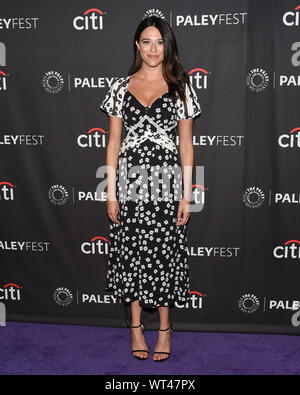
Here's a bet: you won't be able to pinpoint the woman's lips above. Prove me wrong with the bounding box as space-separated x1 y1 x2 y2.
148 55 159 58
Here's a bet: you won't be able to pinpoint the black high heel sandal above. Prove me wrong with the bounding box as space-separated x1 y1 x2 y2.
130 322 149 360
153 323 173 362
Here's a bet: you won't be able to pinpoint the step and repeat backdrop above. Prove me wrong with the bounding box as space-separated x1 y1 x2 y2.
1 0 300 334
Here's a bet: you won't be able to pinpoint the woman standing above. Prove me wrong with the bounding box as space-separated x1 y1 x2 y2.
100 14 201 362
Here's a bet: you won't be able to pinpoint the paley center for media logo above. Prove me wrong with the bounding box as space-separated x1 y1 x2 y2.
238 293 260 314
53 287 73 306
48 184 69 205
246 68 269 92
242 186 265 208
42 70 64 94
247 59 300 91
242 185 300 207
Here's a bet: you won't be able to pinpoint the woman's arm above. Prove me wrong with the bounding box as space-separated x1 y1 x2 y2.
177 118 194 225
106 116 122 223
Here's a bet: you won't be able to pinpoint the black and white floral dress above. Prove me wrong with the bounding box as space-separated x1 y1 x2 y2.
100 75 201 308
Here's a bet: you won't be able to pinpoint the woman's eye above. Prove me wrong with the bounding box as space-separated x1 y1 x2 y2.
142 40 164 45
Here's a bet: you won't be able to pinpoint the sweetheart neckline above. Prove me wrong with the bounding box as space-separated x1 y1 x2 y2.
126 75 169 109
126 90 169 109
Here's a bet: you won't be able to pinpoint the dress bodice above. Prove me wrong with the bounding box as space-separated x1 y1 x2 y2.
100 75 201 154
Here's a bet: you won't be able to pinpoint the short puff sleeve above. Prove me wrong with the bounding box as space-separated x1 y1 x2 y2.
99 78 123 119
176 82 201 120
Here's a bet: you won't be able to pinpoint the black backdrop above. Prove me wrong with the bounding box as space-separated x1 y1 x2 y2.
1 0 300 334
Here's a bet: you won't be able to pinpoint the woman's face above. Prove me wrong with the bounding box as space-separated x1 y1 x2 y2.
135 26 164 67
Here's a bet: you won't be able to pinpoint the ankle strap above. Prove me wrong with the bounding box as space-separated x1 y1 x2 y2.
130 323 143 328
159 325 172 331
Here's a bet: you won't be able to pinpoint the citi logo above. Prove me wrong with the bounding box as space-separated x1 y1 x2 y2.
0 181 15 200
278 127 300 148
0 70 8 90
273 240 300 259
283 4 300 26
73 8 104 30
77 127 107 148
175 290 204 309
188 68 210 90
81 236 109 254
0 283 22 301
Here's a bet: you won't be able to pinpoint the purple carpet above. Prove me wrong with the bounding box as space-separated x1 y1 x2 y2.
0 321 299 375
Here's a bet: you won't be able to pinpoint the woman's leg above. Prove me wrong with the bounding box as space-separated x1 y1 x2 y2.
130 300 149 358
153 306 171 361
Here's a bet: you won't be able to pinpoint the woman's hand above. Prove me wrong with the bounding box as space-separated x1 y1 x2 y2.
107 199 121 224
176 197 191 226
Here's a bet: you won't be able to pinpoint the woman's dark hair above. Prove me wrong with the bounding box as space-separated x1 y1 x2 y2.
128 16 190 106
